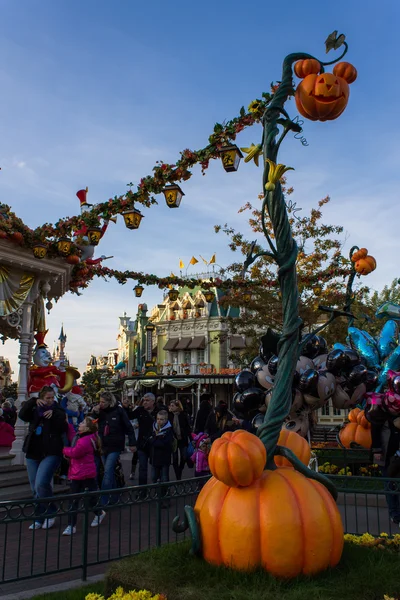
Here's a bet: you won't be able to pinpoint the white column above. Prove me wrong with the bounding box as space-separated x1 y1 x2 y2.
11 301 34 465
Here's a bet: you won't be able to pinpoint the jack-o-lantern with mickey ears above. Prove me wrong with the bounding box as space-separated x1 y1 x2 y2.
294 60 357 122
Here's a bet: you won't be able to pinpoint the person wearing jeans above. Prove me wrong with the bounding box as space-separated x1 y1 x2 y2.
371 417 400 524
149 410 174 484
130 394 158 486
19 385 68 530
96 392 135 511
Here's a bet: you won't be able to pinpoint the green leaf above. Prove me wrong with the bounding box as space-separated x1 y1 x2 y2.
240 106 245 117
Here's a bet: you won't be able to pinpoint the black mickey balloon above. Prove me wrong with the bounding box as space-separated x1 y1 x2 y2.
316 336 328 356
250 355 265 374
393 375 400 395
365 370 379 392
343 349 361 371
267 355 279 376
235 370 256 393
298 368 319 396
240 387 266 413
346 364 368 387
301 335 321 359
326 349 348 374
232 391 245 414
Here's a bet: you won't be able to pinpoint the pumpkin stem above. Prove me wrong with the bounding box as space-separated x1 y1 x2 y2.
172 505 201 555
275 445 338 500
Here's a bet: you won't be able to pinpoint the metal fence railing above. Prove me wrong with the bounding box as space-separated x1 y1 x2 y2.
1 474 399 586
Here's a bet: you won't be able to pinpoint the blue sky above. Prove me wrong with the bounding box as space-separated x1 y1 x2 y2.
1 0 399 376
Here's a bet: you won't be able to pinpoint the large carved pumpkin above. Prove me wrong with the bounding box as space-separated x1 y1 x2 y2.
208 430 266 488
275 429 311 468
194 467 344 578
294 62 357 122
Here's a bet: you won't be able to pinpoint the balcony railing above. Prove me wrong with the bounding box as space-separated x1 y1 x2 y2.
159 363 214 376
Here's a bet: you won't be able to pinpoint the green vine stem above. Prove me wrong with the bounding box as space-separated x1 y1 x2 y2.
343 245 359 326
256 44 348 471
275 446 338 499
172 505 201 555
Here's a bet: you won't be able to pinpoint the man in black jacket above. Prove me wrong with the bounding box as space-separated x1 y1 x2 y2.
96 391 135 519
131 393 157 485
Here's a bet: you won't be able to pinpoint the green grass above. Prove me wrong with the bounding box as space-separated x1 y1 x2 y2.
31 581 104 600
104 541 400 600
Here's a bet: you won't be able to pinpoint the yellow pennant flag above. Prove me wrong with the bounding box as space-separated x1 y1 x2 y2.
189 256 199 265
199 255 208 265
209 253 216 264
179 259 185 269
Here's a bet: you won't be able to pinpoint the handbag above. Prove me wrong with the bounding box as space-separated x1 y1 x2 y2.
186 440 194 460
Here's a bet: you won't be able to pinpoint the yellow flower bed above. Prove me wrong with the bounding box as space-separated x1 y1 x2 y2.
344 532 400 550
86 588 166 600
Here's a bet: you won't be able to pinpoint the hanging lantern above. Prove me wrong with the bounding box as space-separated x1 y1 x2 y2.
134 285 144 298
220 145 243 172
203 290 215 303
87 227 102 246
122 208 144 230
243 292 252 303
168 289 179 302
162 184 184 208
46 300 53 314
57 237 72 256
32 243 47 259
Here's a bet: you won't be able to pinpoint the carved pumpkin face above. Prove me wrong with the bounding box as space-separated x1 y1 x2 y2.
294 62 356 122
295 73 349 122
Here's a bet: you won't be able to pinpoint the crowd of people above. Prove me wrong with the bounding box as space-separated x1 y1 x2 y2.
14 386 261 536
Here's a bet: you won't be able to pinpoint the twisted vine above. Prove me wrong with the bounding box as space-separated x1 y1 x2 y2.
256 43 349 481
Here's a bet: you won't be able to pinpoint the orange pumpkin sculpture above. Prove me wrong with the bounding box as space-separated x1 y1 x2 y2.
274 429 311 468
294 60 357 122
194 430 343 578
339 409 372 449
208 430 266 487
350 247 377 276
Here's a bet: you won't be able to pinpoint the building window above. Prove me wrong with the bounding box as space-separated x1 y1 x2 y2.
321 403 330 416
183 350 192 364
197 349 205 364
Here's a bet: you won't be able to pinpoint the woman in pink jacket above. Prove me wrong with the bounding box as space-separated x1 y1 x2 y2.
62 418 105 536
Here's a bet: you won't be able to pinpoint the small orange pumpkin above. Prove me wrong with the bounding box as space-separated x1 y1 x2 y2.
66 254 80 265
208 430 266 487
275 429 311 468
294 59 320 79
348 407 361 422
354 255 376 276
194 467 344 578
294 62 357 122
351 248 368 263
333 61 357 84
339 409 372 449
11 231 24 244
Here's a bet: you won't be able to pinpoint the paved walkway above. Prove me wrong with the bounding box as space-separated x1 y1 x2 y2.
0 454 397 597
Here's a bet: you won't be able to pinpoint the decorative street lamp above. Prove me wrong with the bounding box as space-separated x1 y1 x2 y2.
168 289 179 302
134 284 144 297
203 290 215 303
57 237 72 256
122 207 144 230
219 145 243 172
162 184 185 208
32 243 48 259
87 227 102 246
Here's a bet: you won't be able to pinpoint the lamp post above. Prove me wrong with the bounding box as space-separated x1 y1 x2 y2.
240 32 356 484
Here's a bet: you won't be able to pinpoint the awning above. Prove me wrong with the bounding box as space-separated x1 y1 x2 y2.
188 336 205 350
114 361 126 370
175 338 191 350
230 335 246 349
164 378 197 388
163 339 178 351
